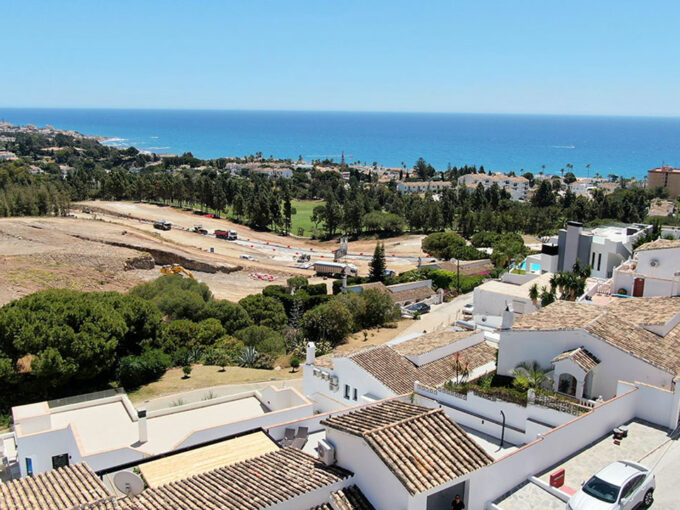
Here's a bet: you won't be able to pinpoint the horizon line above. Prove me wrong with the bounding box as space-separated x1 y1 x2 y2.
2 106 680 120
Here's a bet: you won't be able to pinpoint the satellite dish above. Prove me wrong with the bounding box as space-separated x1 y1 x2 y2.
650 259 659 267
113 470 145 496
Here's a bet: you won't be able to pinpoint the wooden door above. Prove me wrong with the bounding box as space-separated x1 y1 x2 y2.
633 277 645 297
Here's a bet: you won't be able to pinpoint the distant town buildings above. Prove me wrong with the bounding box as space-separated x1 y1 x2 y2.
0 150 18 161
458 173 530 201
648 165 680 198
396 180 453 194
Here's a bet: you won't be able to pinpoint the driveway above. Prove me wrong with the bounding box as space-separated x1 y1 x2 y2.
398 293 474 338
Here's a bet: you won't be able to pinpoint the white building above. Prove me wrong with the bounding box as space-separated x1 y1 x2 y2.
540 221 652 278
0 150 18 161
458 173 530 201
250 167 293 179
497 297 680 401
344 279 440 308
396 180 453 194
472 271 554 328
611 239 680 297
10 385 311 477
304 329 497 412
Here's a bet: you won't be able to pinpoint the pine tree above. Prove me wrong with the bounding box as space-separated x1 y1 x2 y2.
369 242 386 282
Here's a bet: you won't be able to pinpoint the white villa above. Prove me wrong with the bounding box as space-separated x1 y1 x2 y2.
611 238 680 297
304 329 497 412
396 181 453 194
497 297 680 401
10 385 311 477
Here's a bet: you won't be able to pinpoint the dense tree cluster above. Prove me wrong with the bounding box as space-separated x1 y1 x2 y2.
1 130 662 240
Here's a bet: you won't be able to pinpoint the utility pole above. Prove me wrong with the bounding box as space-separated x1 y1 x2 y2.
457 258 460 292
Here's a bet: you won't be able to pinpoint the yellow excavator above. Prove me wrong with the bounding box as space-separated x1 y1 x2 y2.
160 264 196 280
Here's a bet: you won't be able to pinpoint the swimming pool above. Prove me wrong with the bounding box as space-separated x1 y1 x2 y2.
518 261 542 272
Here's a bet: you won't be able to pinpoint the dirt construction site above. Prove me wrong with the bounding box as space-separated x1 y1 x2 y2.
0 201 427 305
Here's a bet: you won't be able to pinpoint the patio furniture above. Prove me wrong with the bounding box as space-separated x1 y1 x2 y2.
295 426 309 439
281 428 296 447
290 437 308 450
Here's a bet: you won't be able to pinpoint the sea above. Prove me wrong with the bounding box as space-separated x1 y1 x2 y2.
2 108 680 179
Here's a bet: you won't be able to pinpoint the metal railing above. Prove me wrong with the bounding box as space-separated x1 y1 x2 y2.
48 387 125 409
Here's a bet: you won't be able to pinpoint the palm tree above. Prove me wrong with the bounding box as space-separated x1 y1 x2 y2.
529 283 539 307
511 361 550 390
585 163 590 178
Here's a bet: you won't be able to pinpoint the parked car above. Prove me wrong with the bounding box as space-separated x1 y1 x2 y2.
407 303 431 314
566 460 654 510
239 254 257 261
462 303 474 316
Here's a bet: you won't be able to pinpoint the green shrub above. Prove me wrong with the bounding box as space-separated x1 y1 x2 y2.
117 349 171 389
234 326 285 356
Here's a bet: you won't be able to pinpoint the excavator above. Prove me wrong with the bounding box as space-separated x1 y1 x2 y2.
160 264 196 280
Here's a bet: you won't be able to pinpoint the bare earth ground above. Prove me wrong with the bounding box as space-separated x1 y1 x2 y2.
76 201 424 274
127 365 303 403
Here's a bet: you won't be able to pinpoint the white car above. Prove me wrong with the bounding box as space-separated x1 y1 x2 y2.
239 254 257 261
462 303 474 316
567 460 655 510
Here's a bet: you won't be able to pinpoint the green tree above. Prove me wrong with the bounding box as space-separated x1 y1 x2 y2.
203 300 252 335
234 326 285 356
301 300 353 346
238 294 287 331
511 361 550 391
361 289 398 328
369 242 387 282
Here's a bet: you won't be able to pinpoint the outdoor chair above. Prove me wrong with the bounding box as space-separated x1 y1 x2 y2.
295 426 309 439
290 437 308 450
281 428 296 447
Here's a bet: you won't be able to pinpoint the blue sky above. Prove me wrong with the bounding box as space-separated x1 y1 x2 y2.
2 1 679 115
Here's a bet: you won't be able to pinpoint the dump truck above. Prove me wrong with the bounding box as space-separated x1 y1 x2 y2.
215 229 237 240
153 219 172 231
313 261 358 278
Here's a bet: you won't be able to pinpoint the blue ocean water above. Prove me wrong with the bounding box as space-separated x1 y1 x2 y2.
1 108 679 179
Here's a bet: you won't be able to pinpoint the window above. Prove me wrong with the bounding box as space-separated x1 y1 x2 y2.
597 253 602 271
591 252 596 266
353 388 358 401
52 453 69 469
621 475 645 500
25 457 33 477
344 384 350 399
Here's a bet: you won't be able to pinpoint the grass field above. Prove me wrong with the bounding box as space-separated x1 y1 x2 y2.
128 365 302 403
157 199 323 238
290 200 324 237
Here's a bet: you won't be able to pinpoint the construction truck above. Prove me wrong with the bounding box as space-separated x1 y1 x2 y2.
153 220 172 231
160 264 196 279
192 225 208 235
215 229 238 240
313 261 358 278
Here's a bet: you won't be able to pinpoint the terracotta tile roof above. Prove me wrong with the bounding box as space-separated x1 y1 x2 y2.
514 299 680 374
366 410 493 494
393 330 478 356
125 448 351 510
552 347 600 372
605 296 680 325
352 282 389 292
636 239 680 251
513 297 680 331
388 286 435 304
323 402 493 494
512 301 607 330
321 400 429 435
328 485 375 510
348 342 497 394
0 463 115 510
584 314 678 374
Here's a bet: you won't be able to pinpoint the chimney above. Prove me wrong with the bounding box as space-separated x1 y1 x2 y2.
306 342 316 365
137 409 148 444
342 273 347 291
500 304 515 330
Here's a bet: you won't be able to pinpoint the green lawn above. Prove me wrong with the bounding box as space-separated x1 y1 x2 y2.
290 200 324 237
156 199 323 237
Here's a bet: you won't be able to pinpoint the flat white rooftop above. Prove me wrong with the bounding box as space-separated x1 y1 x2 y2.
49 396 268 455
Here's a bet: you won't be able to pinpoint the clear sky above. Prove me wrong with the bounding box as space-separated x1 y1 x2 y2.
2 1 679 116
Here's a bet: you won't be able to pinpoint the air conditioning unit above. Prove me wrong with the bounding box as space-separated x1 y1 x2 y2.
317 439 336 466
329 376 339 392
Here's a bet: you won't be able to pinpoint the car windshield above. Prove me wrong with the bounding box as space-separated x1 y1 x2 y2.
582 476 620 503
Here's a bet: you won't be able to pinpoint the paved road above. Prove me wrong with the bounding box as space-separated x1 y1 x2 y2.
639 429 680 509
395 293 474 339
